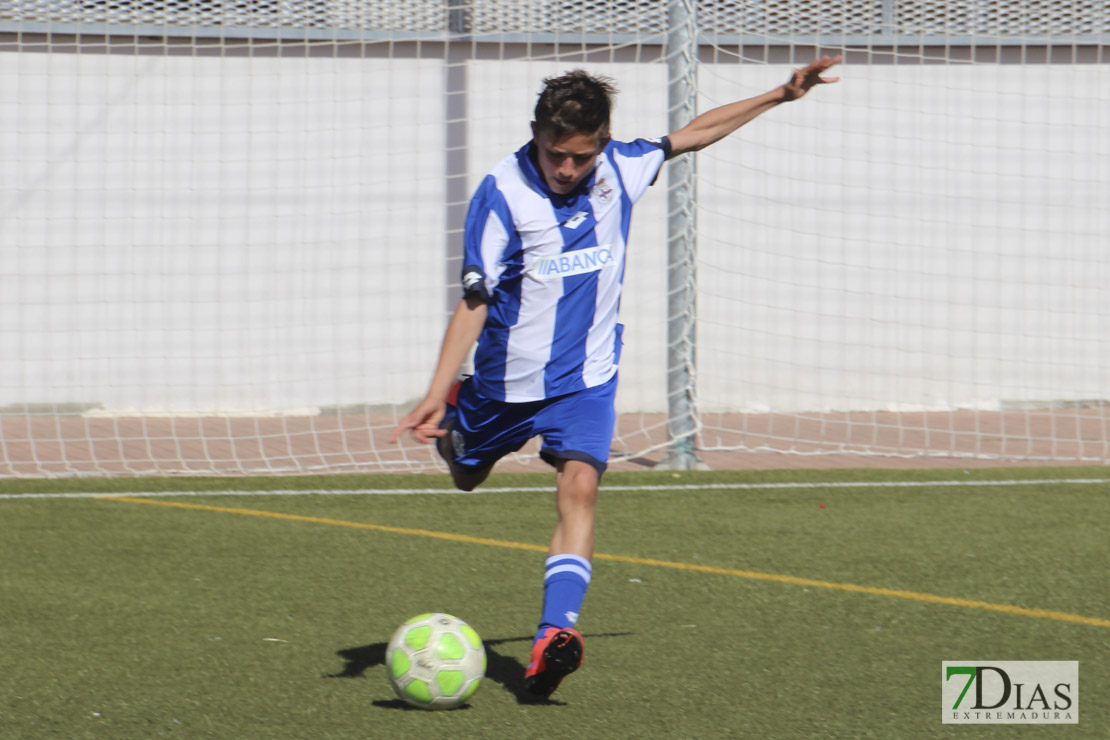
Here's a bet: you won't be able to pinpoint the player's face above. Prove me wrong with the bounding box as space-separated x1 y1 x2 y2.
531 125 608 195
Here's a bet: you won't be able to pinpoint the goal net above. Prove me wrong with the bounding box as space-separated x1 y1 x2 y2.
1 1 1107 476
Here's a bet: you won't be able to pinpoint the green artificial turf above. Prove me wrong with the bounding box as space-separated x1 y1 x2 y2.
1 468 1107 738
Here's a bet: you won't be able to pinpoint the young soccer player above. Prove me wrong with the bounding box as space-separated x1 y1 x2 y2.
390 56 840 698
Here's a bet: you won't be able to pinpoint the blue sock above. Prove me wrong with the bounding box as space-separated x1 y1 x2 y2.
535 554 592 643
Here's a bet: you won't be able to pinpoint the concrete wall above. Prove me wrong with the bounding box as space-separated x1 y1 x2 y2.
1 52 1106 415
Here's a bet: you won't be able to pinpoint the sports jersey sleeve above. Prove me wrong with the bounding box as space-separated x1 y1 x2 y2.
608 136 671 204
460 173 519 302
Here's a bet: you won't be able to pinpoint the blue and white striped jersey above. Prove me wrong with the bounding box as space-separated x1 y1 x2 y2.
461 137 670 402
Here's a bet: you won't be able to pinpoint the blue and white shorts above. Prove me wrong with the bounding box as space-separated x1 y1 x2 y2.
441 374 618 476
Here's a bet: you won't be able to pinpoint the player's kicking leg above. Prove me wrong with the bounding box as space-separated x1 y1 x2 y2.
433 379 495 491
435 422 492 491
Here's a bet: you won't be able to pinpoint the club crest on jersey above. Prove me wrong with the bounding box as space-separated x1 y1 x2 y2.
590 178 614 204
530 244 615 279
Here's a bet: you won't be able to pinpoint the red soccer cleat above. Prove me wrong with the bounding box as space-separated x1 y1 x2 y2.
445 379 461 407
524 627 584 697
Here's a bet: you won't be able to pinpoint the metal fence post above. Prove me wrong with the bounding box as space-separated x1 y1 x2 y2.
444 0 470 312
663 0 703 470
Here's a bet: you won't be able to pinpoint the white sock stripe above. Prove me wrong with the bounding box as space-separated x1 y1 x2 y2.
545 554 592 571
544 563 592 584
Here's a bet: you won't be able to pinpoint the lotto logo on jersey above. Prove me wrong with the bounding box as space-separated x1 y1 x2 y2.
530 245 615 279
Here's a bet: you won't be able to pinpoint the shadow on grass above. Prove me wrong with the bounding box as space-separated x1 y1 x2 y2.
327 632 632 707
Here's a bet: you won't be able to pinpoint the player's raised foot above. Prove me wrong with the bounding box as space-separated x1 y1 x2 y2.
523 627 584 698
436 418 481 489
435 383 463 474
435 422 459 473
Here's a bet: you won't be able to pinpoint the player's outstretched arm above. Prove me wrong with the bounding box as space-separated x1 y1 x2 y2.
666 55 841 159
389 295 488 444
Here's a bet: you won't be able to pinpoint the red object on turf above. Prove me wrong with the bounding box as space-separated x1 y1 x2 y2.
524 627 584 697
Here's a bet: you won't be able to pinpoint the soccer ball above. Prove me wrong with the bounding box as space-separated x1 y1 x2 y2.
385 613 486 710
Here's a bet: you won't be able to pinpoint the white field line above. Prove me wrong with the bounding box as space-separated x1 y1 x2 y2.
0 478 1108 500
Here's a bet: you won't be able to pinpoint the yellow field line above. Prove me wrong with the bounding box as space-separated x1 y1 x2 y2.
595 552 1110 629
99 495 1110 630
97 495 547 553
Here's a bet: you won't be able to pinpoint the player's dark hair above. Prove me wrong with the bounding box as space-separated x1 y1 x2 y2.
534 70 616 140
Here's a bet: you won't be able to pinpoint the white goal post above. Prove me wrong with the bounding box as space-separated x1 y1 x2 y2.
0 1 1107 476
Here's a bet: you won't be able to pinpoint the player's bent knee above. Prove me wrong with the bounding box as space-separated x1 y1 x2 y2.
566 487 598 512
557 463 600 509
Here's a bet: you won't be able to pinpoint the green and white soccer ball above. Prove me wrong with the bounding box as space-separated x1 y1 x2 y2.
386 613 486 710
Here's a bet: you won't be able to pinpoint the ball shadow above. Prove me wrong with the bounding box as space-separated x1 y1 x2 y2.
327 631 632 707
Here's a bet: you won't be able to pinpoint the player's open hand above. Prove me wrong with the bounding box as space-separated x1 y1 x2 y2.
389 398 448 444
782 55 841 101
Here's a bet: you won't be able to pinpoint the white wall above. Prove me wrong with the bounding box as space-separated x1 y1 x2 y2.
0 52 1106 415
0 52 447 414
696 62 1109 412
